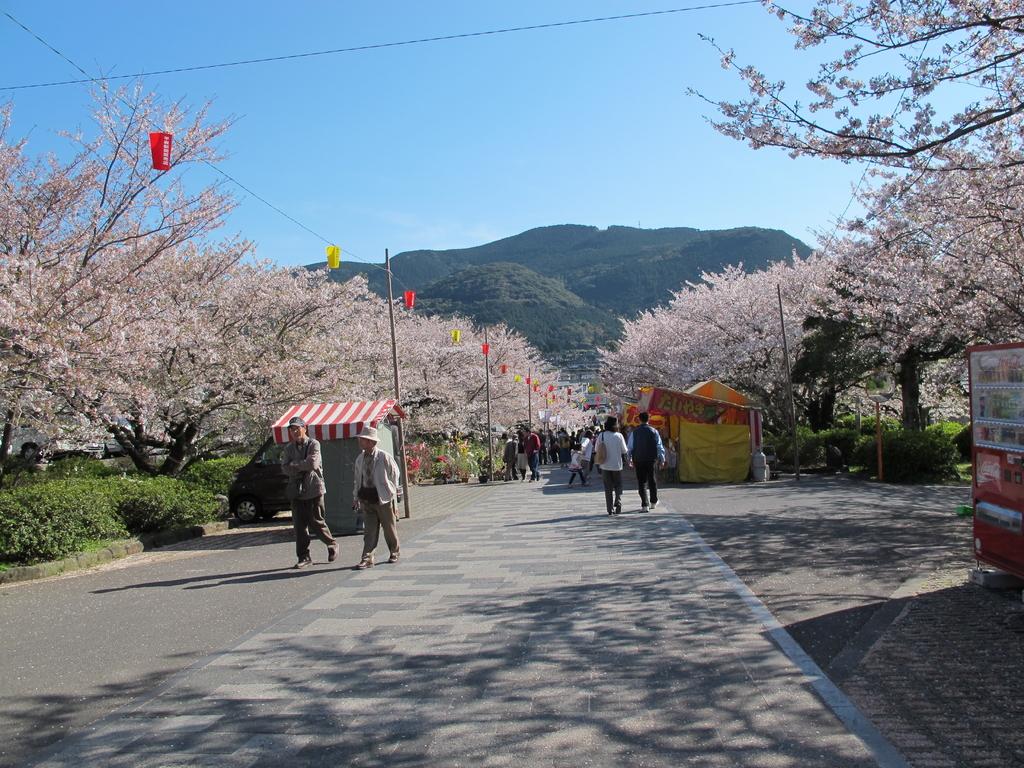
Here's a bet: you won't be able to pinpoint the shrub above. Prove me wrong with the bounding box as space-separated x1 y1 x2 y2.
0 475 220 564
851 429 959 482
771 427 825 467
45 456 123 480
0 480 127 564
180 456 249 496
954 424 972 460
115 477 220 533
816 428 860 466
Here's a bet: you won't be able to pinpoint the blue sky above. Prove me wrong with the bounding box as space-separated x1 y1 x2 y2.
1 1 864 267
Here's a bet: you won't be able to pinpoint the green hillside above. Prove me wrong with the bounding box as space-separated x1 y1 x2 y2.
415 262 621 353
323 224 811 352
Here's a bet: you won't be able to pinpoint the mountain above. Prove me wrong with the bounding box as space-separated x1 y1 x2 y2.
324 224 811 354
415 262 621 353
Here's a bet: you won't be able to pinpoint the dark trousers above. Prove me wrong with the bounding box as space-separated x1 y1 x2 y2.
291 496 335 560
602 469 622 513
361 500 400 561
635 460 658 507
528 453 540 480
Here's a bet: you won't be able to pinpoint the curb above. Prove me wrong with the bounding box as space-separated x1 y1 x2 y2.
0 519 239 586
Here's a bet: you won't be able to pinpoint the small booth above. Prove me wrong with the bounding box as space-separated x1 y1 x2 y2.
271 400 406 534
968 343 1024 579
636 383 763 483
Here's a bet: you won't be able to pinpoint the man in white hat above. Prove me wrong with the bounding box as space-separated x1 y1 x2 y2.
282 416 338 569
352 424 401 569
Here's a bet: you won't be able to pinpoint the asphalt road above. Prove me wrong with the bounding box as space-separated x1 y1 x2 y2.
1 473 972 767
654 473 972 674
0 499 460 768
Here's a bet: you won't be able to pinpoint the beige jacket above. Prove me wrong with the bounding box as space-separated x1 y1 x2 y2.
353 448 400 504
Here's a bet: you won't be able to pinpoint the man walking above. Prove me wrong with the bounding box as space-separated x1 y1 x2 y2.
282 416 338 569
352 425 401 570
628 412 666 513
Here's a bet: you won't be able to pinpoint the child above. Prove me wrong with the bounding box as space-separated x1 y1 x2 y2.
567 443 587 486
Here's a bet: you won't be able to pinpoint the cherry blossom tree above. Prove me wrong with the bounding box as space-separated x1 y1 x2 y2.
703 1 1024 167
0 87 235 481
601 254 835 429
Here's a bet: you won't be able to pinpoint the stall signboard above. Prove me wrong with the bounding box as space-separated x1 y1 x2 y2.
969 343 1024 579
639 387 749 425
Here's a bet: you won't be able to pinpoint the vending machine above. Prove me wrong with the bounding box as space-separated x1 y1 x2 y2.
969 343 1024 578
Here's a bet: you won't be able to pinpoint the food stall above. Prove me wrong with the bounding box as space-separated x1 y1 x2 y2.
637 383 763 483
271 400 406 534
968 344 1024 579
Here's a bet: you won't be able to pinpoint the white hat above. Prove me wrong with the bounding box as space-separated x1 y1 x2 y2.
357 425 379 442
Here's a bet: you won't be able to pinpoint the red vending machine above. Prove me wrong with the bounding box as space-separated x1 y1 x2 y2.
970 343 1024 578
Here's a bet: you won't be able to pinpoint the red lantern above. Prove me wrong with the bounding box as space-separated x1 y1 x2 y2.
149 131 173 171
500 364 508 375
533 384 540 392
403 290 416 308
526 377 531 385
548 384 554 392
567 388 572 395
481 343 490 356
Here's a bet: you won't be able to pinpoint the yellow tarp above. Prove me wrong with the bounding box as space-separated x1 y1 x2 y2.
675 419 751 483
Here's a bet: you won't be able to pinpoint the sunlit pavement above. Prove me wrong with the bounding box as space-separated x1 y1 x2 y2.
26 471 904 767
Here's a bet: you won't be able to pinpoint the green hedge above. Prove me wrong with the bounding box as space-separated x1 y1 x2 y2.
116 477 220 533
180 456 249 496
0 476 220 565
851 429 959 482
0 480 127 563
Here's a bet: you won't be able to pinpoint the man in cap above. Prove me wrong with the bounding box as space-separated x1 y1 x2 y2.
352 425 401 569
282 416 338 569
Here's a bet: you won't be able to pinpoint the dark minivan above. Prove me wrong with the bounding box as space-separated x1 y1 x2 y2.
228 439 291 523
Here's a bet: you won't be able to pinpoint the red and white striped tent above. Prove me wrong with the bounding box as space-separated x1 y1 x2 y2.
271 400 406 444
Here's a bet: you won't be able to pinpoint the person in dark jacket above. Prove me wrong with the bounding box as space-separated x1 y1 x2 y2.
627 412 666 513
502 432 518 480
282 416 338 568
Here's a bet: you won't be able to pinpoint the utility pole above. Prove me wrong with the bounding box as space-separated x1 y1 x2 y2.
484 326 494 480
385 249 411 518
777 285 800 481
527 368 532 429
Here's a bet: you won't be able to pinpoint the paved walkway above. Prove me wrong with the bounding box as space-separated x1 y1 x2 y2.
29 478 906 767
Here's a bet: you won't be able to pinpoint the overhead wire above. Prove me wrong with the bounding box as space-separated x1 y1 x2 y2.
2 10 388 268
2 2 761 92
3 1 761 275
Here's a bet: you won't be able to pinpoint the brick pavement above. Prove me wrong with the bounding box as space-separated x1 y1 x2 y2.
27 476 904 767
842 568 1024 768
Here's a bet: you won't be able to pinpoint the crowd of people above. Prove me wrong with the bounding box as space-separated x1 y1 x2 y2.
498 415 680 515
282 412 682 571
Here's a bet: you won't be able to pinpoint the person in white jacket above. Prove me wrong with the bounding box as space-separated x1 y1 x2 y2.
595 416 629 515
352 425 401 569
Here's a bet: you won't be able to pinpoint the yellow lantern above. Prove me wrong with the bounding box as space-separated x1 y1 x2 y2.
514 374 522 383
450 329 462 344
326 245 341 269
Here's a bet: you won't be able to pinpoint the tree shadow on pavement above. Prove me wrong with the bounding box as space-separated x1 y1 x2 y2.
69 514 887 768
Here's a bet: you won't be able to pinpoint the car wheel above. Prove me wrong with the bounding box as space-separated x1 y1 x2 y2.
233 497 261 524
